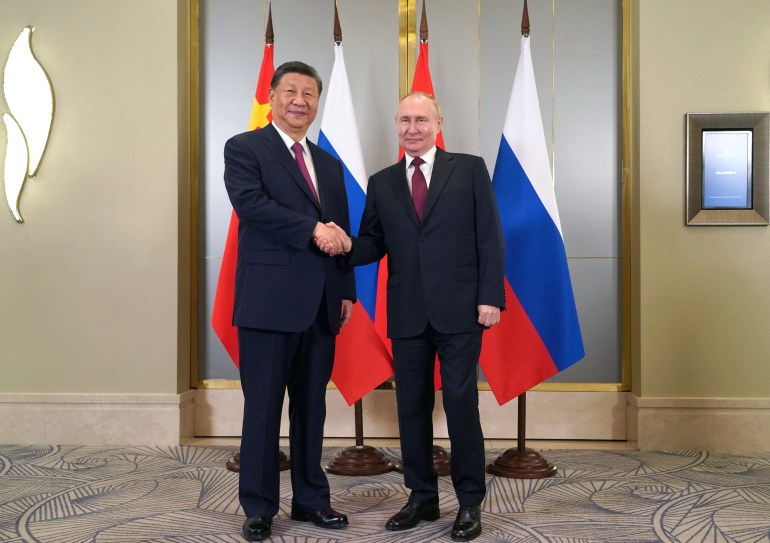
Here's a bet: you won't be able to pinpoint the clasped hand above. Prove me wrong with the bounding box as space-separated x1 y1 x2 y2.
313 222 352 256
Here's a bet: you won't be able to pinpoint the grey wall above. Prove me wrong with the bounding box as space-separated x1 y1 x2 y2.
198 0 621 384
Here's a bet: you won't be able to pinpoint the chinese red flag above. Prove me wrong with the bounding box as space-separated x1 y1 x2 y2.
210 43 274 368
376 39 445 387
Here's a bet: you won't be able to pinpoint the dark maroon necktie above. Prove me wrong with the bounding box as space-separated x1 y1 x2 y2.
291 142 319 201
410 157 427 222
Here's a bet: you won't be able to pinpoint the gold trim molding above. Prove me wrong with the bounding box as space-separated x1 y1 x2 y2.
190 0 633 396
197 378 624 393
621 0 634 393
189 0 201 389
398 0 417 98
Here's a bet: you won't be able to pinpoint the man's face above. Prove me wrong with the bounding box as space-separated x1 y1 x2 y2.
269 72 319 140
396 94 443 157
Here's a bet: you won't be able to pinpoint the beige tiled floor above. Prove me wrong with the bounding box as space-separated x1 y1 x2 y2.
185 437 636 450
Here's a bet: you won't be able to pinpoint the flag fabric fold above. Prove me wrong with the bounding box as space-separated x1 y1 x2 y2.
480 35 585 405
211 43 274 368
320 43 394 405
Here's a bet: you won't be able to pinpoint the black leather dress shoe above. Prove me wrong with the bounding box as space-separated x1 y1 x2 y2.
290 507 349 529
242 516 272 541
385 501 441 531
451 505 482 541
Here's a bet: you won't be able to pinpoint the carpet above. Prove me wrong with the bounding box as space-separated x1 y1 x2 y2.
1 445 768 542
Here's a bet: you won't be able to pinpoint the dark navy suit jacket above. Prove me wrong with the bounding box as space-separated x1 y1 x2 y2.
348 149 505 338
224 123 356 334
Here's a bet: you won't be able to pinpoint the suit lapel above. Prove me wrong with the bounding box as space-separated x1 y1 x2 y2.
261 123 321 209
422 149 453 223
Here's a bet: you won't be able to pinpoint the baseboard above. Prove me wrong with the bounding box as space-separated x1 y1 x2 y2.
628 394 770 451
7 391 768 450
194 389 629 441
0 391 195 446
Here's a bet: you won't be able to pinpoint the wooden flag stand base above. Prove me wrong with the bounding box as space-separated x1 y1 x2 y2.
325 399 394 476
226 450 290 474
393 445 451 477
487 393 557 479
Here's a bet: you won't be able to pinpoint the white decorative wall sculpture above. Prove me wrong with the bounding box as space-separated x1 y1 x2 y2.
2 26 55 223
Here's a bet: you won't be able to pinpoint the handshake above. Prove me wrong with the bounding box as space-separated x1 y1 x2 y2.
313 221 353 257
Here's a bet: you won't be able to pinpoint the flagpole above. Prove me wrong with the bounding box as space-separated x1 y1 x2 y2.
391 0 451 479
487 393 556 478
325 399 394 476
423 0 451 478
224 4 289 474
322 1 393 476
486 0 557 481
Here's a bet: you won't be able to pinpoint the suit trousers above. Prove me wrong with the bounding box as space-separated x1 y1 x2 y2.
392 325 486 507
237 298 335 518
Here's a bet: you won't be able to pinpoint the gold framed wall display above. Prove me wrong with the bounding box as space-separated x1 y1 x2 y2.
686 112 770 226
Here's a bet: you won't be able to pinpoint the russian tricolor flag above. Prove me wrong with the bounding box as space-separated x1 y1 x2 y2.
480 34 584 405
319 43 393 405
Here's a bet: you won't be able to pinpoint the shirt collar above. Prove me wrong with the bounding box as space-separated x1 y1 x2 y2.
273 122 309 154
407 146 437 169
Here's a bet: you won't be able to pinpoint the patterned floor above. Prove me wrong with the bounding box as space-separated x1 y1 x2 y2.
0 445 768 542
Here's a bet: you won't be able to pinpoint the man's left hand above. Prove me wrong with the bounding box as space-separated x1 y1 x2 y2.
341 300 353 327
477 305 500 328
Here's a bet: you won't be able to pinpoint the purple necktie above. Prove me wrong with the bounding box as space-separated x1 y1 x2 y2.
410 157 427 222
291 142 319 201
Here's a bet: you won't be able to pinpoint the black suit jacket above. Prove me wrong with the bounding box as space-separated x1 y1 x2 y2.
348 149 505 338
224 123 355 334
